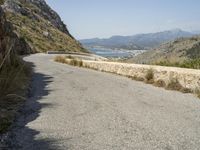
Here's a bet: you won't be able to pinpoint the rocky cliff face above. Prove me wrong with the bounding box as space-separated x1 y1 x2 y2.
2 0 86 53
4 0 71 35
0 4 31 59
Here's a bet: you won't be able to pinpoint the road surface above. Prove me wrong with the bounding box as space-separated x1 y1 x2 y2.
7 54 200 149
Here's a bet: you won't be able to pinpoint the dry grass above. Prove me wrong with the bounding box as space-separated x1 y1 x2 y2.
66 55 74 59
145 69 154 81
154 79 166 87
55 57 199 99
145 69 154 84
6 9 87 53
54 56 66 64
180 87 192 94
166 78 183 91
195 89 200 98
165 78 192 94
0 55 31 134
55 55 83 67
68 59 83 67
131 75 145 82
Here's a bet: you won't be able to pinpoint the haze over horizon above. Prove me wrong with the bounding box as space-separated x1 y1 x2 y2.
46 0 200 39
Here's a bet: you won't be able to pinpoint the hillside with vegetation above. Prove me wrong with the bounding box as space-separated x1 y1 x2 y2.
2 0 87 53
0 1 31 134
126 35 200 69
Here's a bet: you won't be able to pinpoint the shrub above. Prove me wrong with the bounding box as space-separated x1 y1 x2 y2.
0 56 31 101
0 55 31 133
166 78 193 93
195 89 200 98
132 75 145 82
180 87 192 93
69 59 83 67
66 55 74 59
54 56 66 63
154 80 166 87
145 69 154 83
78 60 83 67
155 59 200 69
166 78 183 91
69 59 76 66
55 56 83 67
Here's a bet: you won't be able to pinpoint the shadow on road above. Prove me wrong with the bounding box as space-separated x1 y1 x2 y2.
5 62 62 150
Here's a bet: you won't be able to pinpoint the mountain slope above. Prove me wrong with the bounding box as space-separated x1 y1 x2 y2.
2 0 86 53
80 29 194 50
126 35 200 64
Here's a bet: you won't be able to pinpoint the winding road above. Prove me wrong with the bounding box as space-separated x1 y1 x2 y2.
8 54 200 150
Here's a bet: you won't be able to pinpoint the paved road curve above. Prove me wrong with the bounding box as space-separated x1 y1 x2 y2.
9 54 200 149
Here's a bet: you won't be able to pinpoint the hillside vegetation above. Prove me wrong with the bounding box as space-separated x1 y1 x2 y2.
0 3 31 134
3 0 87 53
0 55 31 134
126 36 200 69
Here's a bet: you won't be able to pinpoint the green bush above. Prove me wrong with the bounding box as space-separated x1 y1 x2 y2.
155 59 200 69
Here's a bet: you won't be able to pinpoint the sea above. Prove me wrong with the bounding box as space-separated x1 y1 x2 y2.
88 47 146 58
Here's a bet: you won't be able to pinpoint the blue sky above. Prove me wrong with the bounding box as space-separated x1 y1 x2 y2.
46 0 200 39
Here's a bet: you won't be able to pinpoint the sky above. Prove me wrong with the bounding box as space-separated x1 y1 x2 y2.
46 0 200 39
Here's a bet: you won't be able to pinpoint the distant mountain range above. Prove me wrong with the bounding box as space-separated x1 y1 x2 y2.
80 29 195 50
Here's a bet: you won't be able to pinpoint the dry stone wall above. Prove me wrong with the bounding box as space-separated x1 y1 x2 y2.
82 60 200 90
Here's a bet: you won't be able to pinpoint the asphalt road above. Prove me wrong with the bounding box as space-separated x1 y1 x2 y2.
7 54 200 150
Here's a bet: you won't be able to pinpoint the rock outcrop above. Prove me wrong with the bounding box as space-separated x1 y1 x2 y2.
4 0 71 35
0 4 31 61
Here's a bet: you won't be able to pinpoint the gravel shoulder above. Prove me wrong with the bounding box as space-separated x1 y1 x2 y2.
4 53 200 150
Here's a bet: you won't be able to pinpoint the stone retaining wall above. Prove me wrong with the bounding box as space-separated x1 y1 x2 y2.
82 60 200 91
